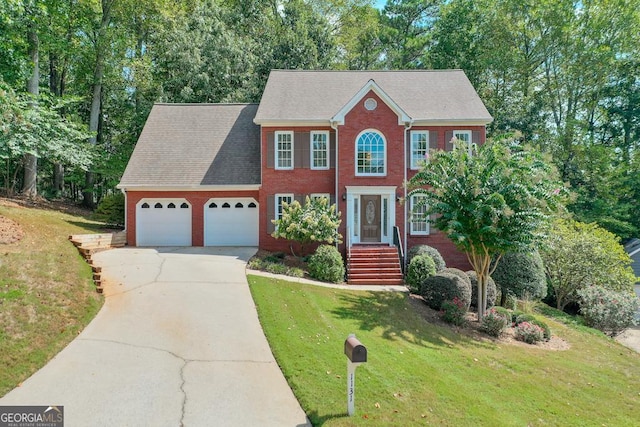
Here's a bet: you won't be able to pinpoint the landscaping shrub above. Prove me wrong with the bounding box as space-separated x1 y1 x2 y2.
502 291 518 310
515 322 545 344
492 251 546 306
442 268 471 285
406 255 436 293
420 273 471 311
531 319 552 341
308 245 345 283
466 270 497 311
440 297 467 326
93 192 125 227
265 262 289 275
247 258 264 270
264 252 285 263
406 245 446 272
481 308 510 337
577 286 639 337
492 306 511 321
514 313 536 326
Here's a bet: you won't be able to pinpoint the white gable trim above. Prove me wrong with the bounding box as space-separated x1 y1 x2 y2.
331 80 412 126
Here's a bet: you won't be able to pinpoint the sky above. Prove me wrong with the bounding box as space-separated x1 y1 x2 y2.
374 0 386 10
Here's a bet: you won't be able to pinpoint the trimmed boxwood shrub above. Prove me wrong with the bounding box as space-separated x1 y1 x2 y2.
441 268 471 285
406 254 436 293
466 271 497 311
407 245 446 272
492 251 547 306
308 245 345 283
420 273 472 311
514 313 536 326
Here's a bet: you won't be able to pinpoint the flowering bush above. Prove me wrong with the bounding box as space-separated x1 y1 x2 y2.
577 286 638 337
480 308 510 337
515 322 545 344
272 196 342 256
406 254 436 293
440 297 467 326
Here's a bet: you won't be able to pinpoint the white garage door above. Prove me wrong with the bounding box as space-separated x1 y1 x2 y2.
204 198 258 246
136 199 192 246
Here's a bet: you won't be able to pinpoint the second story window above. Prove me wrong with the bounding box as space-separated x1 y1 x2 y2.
311 131 329 170
411 131 429 169
275 131 293 170
453 130 472 154
356 130 386 176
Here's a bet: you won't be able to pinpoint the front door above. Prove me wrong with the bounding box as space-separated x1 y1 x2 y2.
360 195 381 243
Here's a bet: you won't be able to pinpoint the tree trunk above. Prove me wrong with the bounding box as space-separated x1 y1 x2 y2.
22 20 39 198
53 163 64 196
83 0 113 209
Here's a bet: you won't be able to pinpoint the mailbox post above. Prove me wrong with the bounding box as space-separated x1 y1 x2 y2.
344 334 367 416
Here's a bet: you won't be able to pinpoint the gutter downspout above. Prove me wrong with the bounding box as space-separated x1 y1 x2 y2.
331 120 340 249
403 120 413 269
119 187 127 244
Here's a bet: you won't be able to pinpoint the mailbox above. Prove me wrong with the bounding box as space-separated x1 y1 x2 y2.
344 336 367 363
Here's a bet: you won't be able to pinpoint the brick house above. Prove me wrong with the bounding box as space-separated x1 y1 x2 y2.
118 70 492 283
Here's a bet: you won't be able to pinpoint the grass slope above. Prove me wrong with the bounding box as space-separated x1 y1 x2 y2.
0 201 105 396
248 275 640 426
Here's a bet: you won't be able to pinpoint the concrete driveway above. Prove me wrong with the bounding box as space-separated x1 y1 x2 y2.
1 247 310 427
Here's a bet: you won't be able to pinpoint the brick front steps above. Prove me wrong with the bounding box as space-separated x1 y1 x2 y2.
69 232 126 293
347 245 404 286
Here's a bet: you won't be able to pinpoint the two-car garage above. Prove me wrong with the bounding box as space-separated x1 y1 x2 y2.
135 198 258 247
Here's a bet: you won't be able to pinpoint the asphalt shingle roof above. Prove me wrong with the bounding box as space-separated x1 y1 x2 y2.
119 104 260 187
254 69 492 123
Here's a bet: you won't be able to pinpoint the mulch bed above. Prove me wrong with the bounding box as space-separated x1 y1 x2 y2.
0 215 24 244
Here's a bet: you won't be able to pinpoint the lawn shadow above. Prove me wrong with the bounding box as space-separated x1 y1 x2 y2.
305 410 349 426
331 291 493 350
65 219 122 233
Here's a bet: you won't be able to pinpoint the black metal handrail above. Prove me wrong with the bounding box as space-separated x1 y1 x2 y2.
392 226 405 274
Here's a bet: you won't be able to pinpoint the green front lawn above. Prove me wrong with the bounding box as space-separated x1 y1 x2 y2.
0 201 105 396
248 274 640 426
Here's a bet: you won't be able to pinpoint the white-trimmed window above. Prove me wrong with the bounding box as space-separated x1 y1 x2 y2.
356 130 386 176
311 131 329 170
275 131 293 170
275 194 294 220
410 194 430 235
453 130 472 154
411 131 429 169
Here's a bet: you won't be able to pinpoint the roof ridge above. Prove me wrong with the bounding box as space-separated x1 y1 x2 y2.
154 102 259 106
268 69 463 73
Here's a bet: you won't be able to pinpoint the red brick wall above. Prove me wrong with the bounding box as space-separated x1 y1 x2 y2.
125 190 259 246
259 126 336 254
336 91 407 249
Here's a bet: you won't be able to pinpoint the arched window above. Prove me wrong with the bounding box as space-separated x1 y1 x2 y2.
222 202 230 208
141 203 150 208
167 203 176 208
180 203 189 209
356 130 386 176
248 202 257 208
154 203 163 208
235 202 243 208
209 202 217 208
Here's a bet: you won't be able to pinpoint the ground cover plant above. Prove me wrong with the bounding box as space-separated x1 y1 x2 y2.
248 274 640 426
0 199 104 396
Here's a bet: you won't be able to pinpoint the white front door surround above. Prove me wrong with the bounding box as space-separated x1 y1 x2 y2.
345 186 396 245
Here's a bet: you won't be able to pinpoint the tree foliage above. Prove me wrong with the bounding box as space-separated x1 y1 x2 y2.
271 196 342 256
540 218 637 311
491 251 547 306
408 137 564 319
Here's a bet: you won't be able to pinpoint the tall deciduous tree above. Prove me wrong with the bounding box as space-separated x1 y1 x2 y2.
408 138 564 319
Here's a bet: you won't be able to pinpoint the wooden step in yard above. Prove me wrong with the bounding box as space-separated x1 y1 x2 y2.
69 231 126 293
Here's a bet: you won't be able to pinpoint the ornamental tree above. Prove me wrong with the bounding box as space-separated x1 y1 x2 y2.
408 138 564 320
541 218 637 310
271 196 342 257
